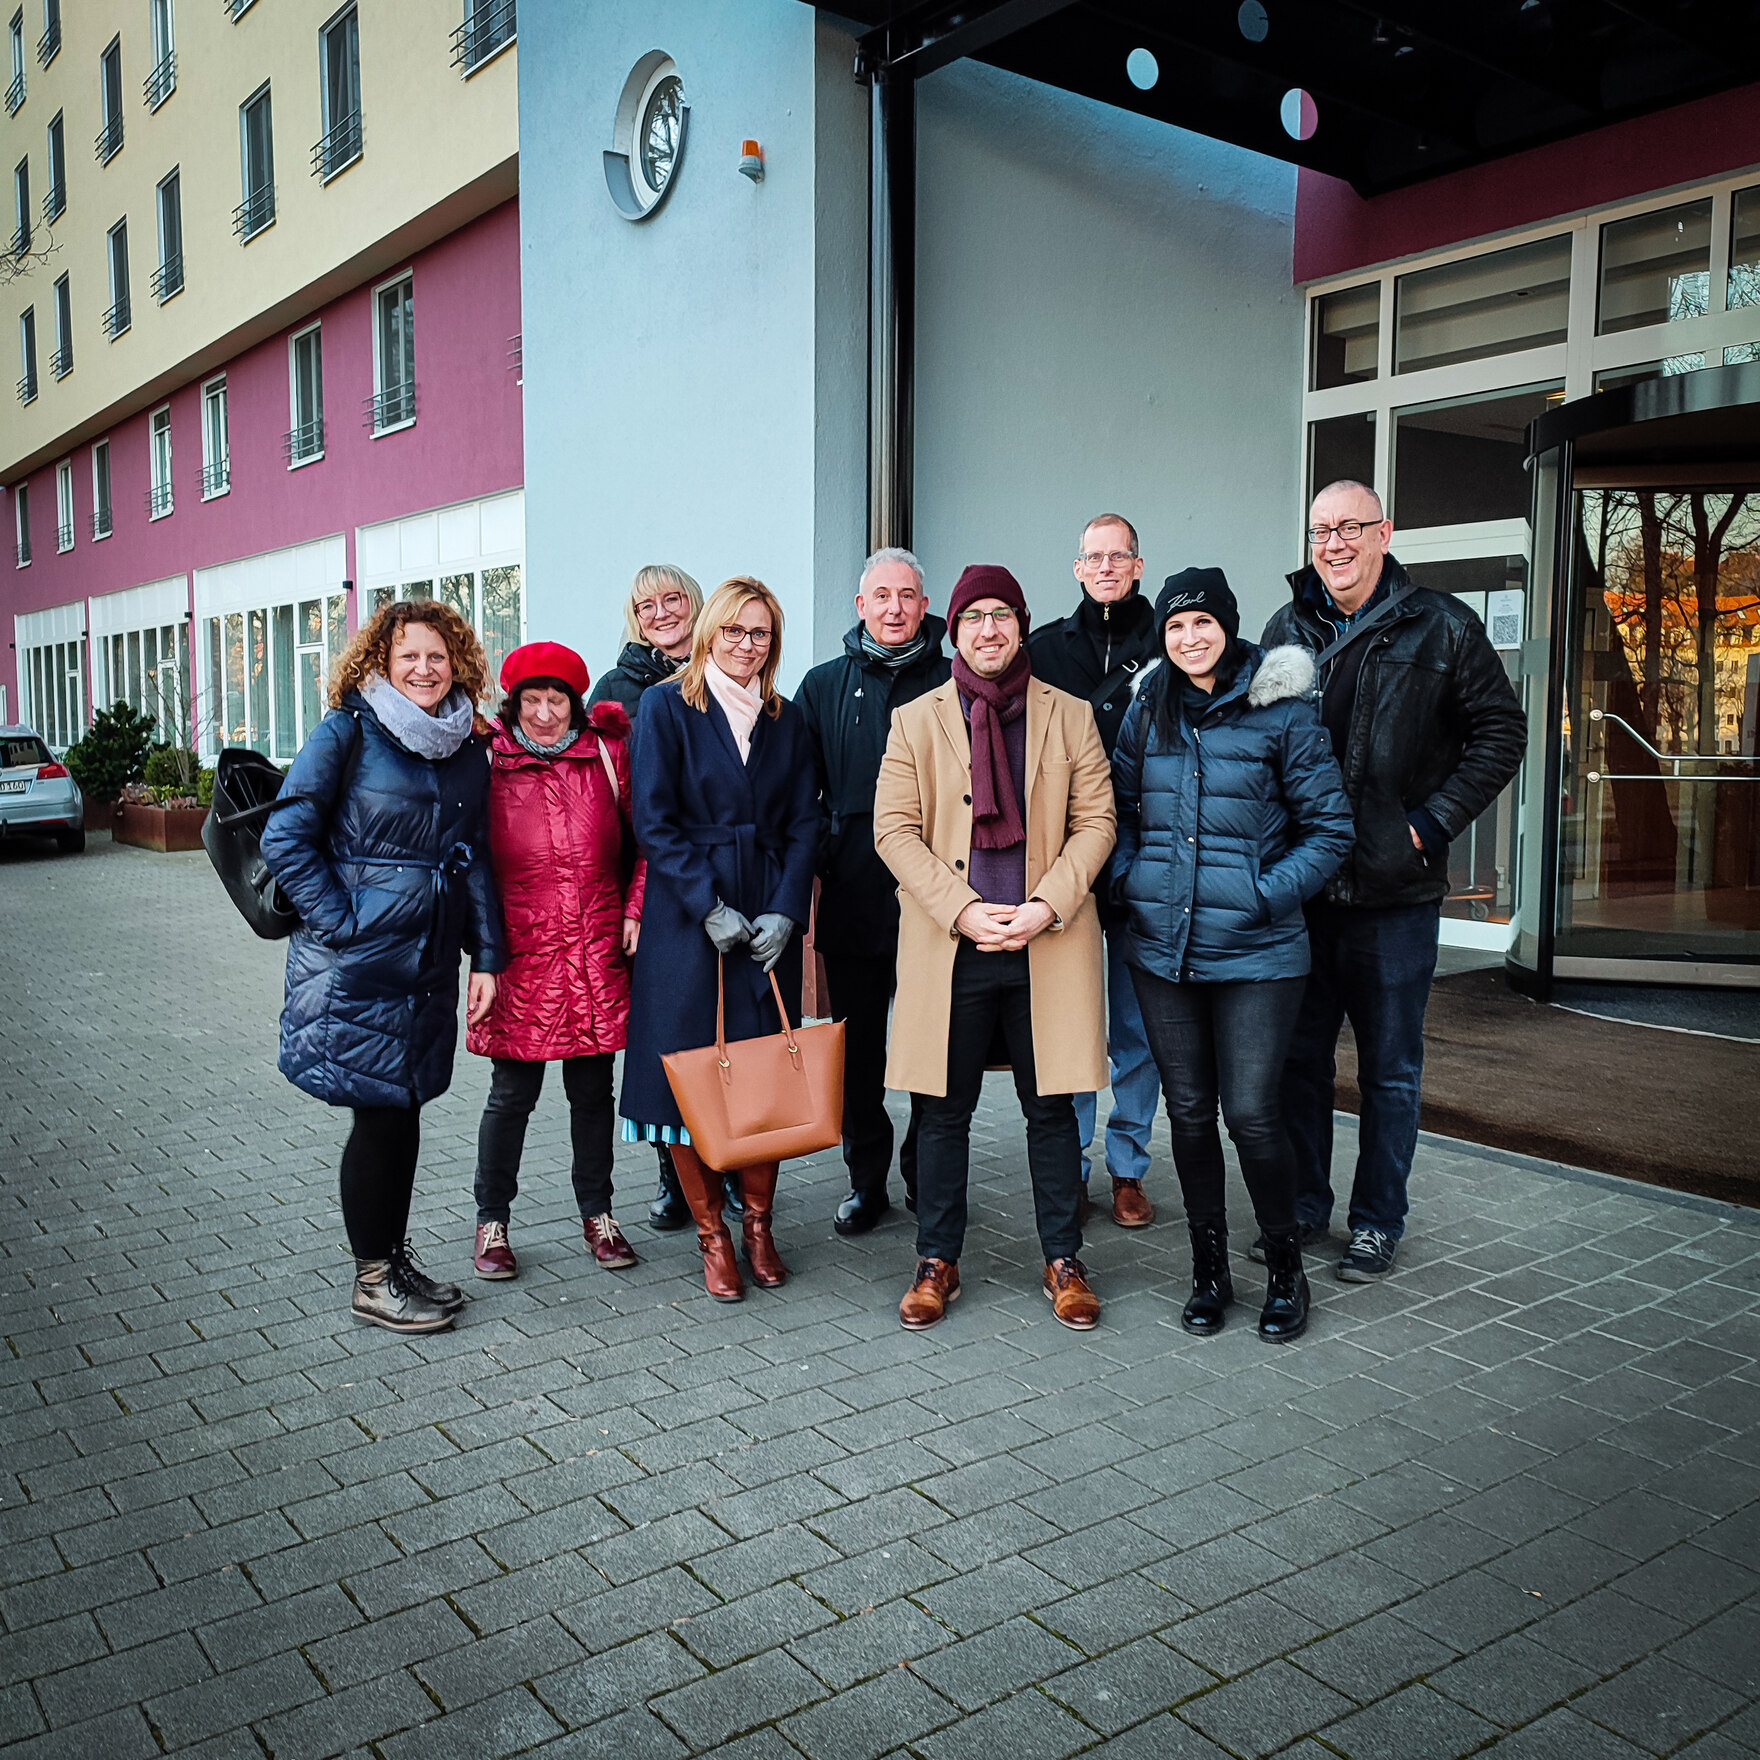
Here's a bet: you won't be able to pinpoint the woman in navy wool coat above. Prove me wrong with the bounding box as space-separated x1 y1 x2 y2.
262 600 506 1336
1111 569 1353 1345
621 576 821 1304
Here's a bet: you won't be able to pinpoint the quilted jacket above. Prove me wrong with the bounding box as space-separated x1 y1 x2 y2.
262 691 507 1108
466 704 646 1064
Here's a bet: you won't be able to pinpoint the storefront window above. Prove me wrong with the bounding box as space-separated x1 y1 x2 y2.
1392 383 1562 529
1310 282 1378 389
1394 235 1571 374
1307 411 1374 506
1729 185 1760 312
1597 198 1712 334
1594 355 1708 392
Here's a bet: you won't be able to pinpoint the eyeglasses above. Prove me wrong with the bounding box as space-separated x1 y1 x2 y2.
1307 520 1384 545
635 591 691 620
1076 551 1138 567
956 607 1018 628
719 625 773 649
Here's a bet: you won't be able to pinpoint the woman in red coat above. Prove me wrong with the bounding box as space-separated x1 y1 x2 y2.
467 642 646 1278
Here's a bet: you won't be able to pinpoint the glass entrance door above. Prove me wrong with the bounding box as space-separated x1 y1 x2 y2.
1559 486 1760 966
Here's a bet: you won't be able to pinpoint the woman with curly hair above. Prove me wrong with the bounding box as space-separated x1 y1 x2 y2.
263 599 507 1334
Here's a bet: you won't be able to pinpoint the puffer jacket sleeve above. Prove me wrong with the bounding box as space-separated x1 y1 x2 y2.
1108 693 1149 898
1258 704 1355 917
261 711 358 947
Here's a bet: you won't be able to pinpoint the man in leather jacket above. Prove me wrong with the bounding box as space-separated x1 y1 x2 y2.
1028 513 1161 1229
1260 480 1525 1282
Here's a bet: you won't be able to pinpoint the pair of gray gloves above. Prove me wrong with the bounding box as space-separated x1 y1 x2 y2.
704 900 795 973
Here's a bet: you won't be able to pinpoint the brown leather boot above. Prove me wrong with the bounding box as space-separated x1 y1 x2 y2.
739 1161 789 1288
670 1145 744 1303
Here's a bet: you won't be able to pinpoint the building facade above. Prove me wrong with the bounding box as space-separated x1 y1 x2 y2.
4 0 522 756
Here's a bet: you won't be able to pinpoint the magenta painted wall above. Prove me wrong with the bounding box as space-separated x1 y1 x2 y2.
4 198 522 717
1295 84 1760 285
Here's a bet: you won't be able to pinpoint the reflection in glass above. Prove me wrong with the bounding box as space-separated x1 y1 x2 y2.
1594 355 1707 393
480 565 523 683
327 594 348 665
1727 185 1760 311
1307 411 1374 508
1392 383 1561 529
1560 489 1760 964
247 608 269 755
1394 235 1571 374
273 604 296 759
1726 342 1760 367
1597 199 1712 335
224 612 246 747
441 572 474 623
402 580 433 601
299 651 322 744
1311 282 1378 390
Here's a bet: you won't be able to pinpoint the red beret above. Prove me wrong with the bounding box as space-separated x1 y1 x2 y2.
499 641 590 699
947 564 1029 630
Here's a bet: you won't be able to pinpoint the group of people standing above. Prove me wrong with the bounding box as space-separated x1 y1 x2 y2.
260 477 1524 1344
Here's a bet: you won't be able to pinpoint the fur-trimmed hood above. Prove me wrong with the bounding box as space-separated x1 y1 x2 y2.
1246 643 1315 708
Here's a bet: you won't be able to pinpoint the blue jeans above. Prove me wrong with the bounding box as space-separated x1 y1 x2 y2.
1282 900 1439 1240
1073 929 1158 1185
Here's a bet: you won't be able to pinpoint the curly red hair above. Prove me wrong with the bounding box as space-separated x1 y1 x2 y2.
329 599 492 709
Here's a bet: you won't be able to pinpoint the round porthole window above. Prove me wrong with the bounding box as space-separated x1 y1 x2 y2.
605 52 690 221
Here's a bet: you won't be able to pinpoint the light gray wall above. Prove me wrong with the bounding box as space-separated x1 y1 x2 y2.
913 62 1304 641
520 1 865 692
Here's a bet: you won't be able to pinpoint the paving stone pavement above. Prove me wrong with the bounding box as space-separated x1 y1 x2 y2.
2 833 1759 1760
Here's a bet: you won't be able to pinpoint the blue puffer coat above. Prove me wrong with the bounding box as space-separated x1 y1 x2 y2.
1110 643 1354 984
261 692 507 1108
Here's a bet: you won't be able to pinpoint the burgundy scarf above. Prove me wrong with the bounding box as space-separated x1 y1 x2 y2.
954 649 1032 850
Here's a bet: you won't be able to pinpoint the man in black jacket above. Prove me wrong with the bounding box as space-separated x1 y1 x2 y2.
1027 513 1162 1228
1261 480 1525 1282
796 549 952 1234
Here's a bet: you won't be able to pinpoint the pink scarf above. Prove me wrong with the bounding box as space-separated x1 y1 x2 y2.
705 658 763 763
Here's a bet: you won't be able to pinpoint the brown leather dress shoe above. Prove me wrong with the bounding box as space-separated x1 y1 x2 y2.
900 1258 960 1329
1110 1177 1155 1228
1044 1257 1101 1329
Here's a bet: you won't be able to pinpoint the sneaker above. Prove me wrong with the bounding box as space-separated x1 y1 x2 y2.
900 1258 960 1330
583 1214 638 1269
390 1239 465 1312
1248 1220 1331 1265
1336 1227 1399 1282
1043 1257 1101 1330
352 1257 454 1334
473 1221 518 1281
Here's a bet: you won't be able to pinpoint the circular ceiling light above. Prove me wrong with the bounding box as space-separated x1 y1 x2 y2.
605 52 690 221
1280 87 1318 141
1126 47 1159 90
1238 1 1270 42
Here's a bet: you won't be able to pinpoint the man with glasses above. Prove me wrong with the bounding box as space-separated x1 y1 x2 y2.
876 566 1116 1332
1261 479 1524 1281
796 548 951 1234
1028 514 1161 1229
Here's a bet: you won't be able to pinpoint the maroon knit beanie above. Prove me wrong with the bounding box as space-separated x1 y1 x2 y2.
946 564 1030 632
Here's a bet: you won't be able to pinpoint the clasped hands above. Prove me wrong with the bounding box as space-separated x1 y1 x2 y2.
703 900 796 973
956 897 1055 952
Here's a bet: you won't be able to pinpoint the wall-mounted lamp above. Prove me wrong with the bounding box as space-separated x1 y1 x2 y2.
739 139 765 182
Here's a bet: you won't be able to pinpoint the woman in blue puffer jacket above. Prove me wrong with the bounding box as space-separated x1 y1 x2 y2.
262 599 507 1336
1111 568 1352 1344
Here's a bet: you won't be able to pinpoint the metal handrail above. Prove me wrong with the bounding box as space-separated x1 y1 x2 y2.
144 49 176 109
17 372 37 404
42 182 64 224
10 222 29 257
4 72 23 116
1588 709 1760 769
200 460 230 496
233 184 275 239
50 344 70 378
364 382 416 430
311 111 362 180
150 253 183 300
145 483 173 518
103 298 130 338
450 0 515 72
56 522 72 550
95 114 124 162
284 418 324 462
36 19 58 65
91 510 112 539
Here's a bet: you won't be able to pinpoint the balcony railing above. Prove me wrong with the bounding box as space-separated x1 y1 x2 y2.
10 221 30 258
150 253 183 301
233 184 275 240
36 18 58 65
450 0 515 73
51 343 70 378
284 418 324 463
144 49 175 109
95 113 124 163
311 110 362 181
146 481 173 518
200 459 230 496
365 382 416 431
103 297 130 338
56 521 73 551
16 537 30 566
5 71 24 115
224 0 256 18
41 181 64 224
17 371 37 405
91 508 112 539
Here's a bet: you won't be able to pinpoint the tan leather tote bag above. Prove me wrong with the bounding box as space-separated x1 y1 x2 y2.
662 957 845 1172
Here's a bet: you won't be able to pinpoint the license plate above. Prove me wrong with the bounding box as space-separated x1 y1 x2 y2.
0 780 28 794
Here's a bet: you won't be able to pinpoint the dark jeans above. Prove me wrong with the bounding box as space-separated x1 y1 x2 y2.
914 943 1083 1266
474 1055 616 1225
1283 900 1439 1240
821 949 920 1199
341 1104 421 1259
1130 968 1304 1235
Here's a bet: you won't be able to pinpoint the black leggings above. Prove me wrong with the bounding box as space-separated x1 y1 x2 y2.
1130 968 1305 1235
474 1055 616 1224
340 1104 421 1259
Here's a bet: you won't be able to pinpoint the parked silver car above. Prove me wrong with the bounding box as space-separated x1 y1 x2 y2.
0 725 86 852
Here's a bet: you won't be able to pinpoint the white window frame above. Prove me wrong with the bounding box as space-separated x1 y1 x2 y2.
54 456 71 550
147 403 172 519
317 2 362 181
370 268 415 435
17 304 35 402
50 270 69 376
90 437 111 538
44 109 62 219
13 479 30 566
154 168 182 301
237 79 275 239
105 217 129 336
287 320 324 467
201 373 229 498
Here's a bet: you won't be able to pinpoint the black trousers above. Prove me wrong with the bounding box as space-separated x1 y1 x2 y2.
1130 966 1305 1235
914 944 1083 1265
821 949 920 1199
473 1055 616 1225
340 1104 421 1259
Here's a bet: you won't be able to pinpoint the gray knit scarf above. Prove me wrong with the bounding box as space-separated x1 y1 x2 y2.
360 672 476 760
512 724 582 760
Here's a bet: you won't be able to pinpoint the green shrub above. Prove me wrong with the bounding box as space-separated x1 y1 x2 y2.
197 768 215 808
65 703 156 801
144 746 201 792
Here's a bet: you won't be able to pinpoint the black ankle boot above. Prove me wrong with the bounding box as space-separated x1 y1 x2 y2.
649 1148 690 1232
1259 1230 1311 1342
1182 1221 1233 1335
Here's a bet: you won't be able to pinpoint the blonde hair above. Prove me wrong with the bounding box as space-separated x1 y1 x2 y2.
329 599 491 709
624 563 704 645
678 578 786 719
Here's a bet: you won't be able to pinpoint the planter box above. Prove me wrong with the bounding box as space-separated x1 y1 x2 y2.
84 800 117 832
114 802 208 853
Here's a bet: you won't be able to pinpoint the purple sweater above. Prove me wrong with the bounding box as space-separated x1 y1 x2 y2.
961 693 1028 906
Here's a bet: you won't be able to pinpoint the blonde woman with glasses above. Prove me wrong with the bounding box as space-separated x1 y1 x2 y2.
589 564 704 720
619 578 822 1304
